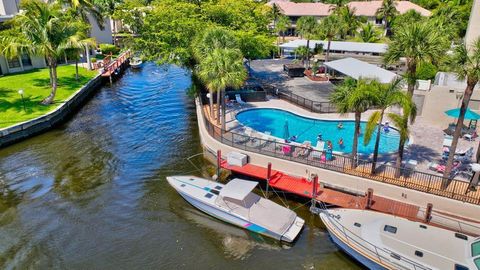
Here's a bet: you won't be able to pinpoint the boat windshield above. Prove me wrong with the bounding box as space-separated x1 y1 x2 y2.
473 241 480 257
475 257 480 270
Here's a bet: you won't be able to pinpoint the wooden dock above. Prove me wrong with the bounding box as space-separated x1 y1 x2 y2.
221 160 420 220
100 50 132 79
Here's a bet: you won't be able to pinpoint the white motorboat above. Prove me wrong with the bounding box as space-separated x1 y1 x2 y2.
319 208 480 270
166 176 305 242
130 57 143 69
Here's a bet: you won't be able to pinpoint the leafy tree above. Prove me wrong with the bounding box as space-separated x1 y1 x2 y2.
416 61 438 80
0 0 90 104
336 6 362 38
236 31 273 66
275 15 291 44
384 22 447 97
319 14 341 67
197 48 247 130
296 16 318 68
357 22 381 43
376 0 398 36
387 97 417 174
443 39 480 181
294 46 309 67
363 79 411 174
330 78 377 166
193 27 238 119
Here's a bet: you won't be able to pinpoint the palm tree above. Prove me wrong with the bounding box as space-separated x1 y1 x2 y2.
384 22 447 98
197 48 247 130
375 0 398 36
330 78 376 167
275 15 291 44
319 15 341 70
270 3 281 31
296 16 318 68
336 6 361 38
443 39 480 181
53 0 105 29
387 100 417 174
0 0 89 104
63 28 96 81
357 22 381 43
193 28 238 120
294 46 309 67
364 78 411 174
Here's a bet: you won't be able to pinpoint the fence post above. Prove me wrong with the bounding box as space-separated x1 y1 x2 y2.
216 150 221 179
366 188 374 209
424 203 433 223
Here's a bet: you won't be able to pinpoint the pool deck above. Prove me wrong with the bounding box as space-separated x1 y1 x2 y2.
205 97 478 182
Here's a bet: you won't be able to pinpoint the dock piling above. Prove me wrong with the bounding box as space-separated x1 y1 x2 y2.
366 188 374 209
216 150 221 180
424 203 433 223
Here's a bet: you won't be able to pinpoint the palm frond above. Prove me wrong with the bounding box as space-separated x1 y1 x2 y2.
364 111 381 145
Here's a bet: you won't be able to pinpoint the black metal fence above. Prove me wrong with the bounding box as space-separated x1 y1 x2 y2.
263 84 337 113
198 98 480 205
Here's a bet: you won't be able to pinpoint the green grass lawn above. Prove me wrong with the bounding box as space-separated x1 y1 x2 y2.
0 65 97 129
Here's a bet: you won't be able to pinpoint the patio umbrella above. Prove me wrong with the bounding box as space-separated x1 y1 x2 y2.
444 108 480 120
283 120 290 140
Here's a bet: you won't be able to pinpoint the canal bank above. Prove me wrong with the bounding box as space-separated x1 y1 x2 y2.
0 52 131 148
0 62 362 269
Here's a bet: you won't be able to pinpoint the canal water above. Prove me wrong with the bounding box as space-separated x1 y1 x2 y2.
0 63 362 269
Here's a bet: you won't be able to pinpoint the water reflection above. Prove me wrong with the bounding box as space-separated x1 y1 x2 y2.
0 63 362 269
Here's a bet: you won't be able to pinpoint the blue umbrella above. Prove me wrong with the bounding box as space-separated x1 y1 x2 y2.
283 120 290 140
444 108 480 120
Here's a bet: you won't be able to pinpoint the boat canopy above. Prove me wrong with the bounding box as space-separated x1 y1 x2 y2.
220 179 258 201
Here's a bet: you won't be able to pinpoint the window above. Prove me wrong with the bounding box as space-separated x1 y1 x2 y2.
7 57 21 68
414 251 423 257
455 233 468 241
384 225 397 234
375 17 383 25
214 185 223 190
474 258 480 270
180 184 186 187
472 241 480 257
419 225 427 229
354 222 361 227
21 54 32 67
455 264 469 270
204 193 213 199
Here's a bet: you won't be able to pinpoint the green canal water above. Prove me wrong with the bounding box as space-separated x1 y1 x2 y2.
0 63 362 269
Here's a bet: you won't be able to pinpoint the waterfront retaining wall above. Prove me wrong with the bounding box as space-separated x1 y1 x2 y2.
195 98 480 224
0 74 105 147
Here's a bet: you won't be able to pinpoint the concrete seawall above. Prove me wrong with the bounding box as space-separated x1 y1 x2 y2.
195 98 480 223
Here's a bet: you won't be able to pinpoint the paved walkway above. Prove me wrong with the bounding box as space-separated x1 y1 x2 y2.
249 59 334 102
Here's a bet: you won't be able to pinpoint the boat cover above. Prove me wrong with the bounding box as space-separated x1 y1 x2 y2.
220 178 258 201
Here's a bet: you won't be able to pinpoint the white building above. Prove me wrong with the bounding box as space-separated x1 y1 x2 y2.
0 0 113 75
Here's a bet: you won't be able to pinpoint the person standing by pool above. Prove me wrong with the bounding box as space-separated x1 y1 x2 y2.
326 140 333 160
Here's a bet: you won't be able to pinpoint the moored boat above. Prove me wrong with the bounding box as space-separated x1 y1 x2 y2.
166 176 305 242
130 57 143 69
319 208 480 270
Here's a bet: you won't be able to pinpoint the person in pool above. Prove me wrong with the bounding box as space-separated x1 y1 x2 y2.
317 133 323 141
337 122 343 129
384 121 390 133
338 138 344 148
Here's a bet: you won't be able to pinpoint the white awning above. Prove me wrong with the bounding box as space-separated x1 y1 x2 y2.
279 39 388 54
324 57 398 83
220 178 258 201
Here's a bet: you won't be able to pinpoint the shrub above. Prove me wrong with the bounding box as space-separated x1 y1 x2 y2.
416 62 438 80
99 43 120 55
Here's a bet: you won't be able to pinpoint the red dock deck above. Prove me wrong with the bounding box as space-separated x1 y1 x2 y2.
221 161 420 220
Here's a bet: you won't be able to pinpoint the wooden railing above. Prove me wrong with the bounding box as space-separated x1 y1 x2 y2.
198 97 480 205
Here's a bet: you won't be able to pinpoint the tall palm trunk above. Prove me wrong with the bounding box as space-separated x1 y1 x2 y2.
48 66 53 86
85 46 91 70
325 38 332 74
209 90 214 119
396 136 407 177
282 31 286 43
306 39 310 68
443 80 477 184
406 59 417 97
216 90 221 125
371 111 385 174
351 111 361 168
75 59 79 81
277 34 280 58
222 93 226 131
42 58 58 105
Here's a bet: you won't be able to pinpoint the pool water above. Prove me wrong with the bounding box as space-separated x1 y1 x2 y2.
236 108 402 154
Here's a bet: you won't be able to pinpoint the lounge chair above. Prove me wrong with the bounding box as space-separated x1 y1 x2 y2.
454 147 474 162
429 161 461 174
312 141 325 159
293 141 312 158
443 136 453 147
235 94 246 105
464 131 478 141
282 145 292 156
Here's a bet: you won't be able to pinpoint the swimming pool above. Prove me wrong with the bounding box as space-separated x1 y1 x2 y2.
236 108 402 154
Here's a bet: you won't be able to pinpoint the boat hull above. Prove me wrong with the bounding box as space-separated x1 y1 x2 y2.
327 227 388 270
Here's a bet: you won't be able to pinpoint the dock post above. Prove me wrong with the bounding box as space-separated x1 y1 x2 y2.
216 150 221 180
312 174 318 203
424 203 433 223
366 188 374 209
266 162 272 197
